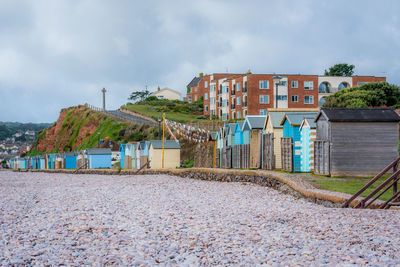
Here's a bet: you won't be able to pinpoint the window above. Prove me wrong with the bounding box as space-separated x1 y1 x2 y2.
210 84 215 92
237 82 241 91
357 82 365 86
304 95 314 104
205 81 208 88
278 81 287 86
205 93 208 100
195 95 197 101
259 95 269 104
260 109 267 115
205 105 208 112
291 95 298 102
237 111 241 118
237 96 241 105
291 81 298 88
188 96 192 103
277 95 288 100
304 81 314 90
195 87 198 92
259 80 269 89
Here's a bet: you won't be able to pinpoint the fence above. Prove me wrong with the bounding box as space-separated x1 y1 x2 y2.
281 137 293 172
85 104 156 126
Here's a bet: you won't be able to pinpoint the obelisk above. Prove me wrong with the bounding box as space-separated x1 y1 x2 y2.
102 88 106 111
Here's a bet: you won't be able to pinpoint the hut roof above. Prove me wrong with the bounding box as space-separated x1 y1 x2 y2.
243 116 266 130
266 110 320 129
300 117 317 130
86 148 112 155
281 112 318 126
150 140 181 149
317 108 400 122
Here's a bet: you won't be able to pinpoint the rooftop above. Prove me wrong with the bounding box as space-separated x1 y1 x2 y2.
318 108 400 122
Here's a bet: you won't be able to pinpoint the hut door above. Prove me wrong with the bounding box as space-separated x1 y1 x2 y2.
226 147 232 169
314 141 330 175
281 137 293 172
263 133 274 170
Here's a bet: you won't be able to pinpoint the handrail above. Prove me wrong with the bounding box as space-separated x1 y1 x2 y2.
134 160 150 175
342 156 400 208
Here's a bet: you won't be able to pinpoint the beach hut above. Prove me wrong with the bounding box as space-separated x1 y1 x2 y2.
232 121 244 168
138 141 150 168
314 108 400 176
76 150 88 169
86 148 112 169
54 153 64 169
148 140 181 169
65 151 77 169
125 142 140 169
19 158 26 169
242 115 266 169
299 117 317 173
280 112 318 172
216 128 224 168
263 109 319 170
119 144 126 168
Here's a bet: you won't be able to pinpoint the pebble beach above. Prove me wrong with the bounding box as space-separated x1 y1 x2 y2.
0 171 399 266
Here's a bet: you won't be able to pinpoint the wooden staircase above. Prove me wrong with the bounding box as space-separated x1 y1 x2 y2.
342 156 400 209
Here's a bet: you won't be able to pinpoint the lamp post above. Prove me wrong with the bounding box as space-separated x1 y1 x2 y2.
158 117 162 140
272 75 282 109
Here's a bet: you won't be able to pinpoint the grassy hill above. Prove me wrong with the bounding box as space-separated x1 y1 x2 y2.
0 121 51 140
28 105 159 155
122 97 208 123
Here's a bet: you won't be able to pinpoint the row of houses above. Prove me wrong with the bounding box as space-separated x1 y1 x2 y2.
9 140 182 170
186 71 386 120
211 108 400 176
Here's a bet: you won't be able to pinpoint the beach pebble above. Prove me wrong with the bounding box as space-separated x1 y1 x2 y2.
0 171 399 265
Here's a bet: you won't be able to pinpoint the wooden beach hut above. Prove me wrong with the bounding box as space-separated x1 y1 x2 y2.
86 148 112 169
148 140 181 169
280 112 318 172
139 141 150 168
65 151 77 169
125 142 140 169
242 115 266 169
119 144 126 168
314 108 400 176
299 117 317 173
232 121 244 168
39 155 46 169
263 109 319 170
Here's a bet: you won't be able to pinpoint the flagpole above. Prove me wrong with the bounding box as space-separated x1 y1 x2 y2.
162 112 165 168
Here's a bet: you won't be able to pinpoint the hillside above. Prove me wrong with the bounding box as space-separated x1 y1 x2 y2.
122 97 207 123
0 121 51 140
29 105 159 155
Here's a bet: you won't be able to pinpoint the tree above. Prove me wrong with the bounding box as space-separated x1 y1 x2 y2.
128 89 151 102
323 82 400 108
324 63 355 76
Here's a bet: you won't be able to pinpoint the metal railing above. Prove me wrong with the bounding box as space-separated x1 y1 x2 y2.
342 156 400 209
86 104 156 126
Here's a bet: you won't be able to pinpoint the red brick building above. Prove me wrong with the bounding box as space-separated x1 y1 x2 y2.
186 72 386 120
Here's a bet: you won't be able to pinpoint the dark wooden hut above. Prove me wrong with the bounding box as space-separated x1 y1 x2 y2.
314 108 400 176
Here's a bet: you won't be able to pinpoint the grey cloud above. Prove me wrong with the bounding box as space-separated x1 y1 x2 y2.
0 0 399 122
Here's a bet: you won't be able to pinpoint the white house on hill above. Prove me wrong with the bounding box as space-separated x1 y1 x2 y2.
151 87 181 100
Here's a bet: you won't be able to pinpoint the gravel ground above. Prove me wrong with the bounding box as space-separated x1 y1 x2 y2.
0 171 399 266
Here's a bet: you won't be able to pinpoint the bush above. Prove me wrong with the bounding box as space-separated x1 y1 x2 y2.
182 159 194 168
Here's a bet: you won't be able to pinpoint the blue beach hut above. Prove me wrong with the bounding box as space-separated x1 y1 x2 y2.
86 148 111 169
65 151 77 169
300 117 317 173
234 121 244 145
119 144 126 168
280 112 318 172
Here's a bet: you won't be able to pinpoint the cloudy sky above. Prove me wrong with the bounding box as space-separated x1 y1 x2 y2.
1 0 399 123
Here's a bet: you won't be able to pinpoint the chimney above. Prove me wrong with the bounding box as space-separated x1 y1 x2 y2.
246 69 252 75
199 72 204 77
157 86 160 91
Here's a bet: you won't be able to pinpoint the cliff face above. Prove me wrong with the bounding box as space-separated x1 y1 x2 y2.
30 105 159 154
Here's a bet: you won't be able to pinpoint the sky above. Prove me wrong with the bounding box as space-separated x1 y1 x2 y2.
0 0 399 123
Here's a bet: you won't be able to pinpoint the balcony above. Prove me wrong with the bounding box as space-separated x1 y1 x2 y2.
243 101 247 107
243 87 247 93
231 104 236 109
231 90 236 95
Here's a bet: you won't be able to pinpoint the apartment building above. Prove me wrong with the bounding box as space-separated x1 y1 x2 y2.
186 72 386 120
